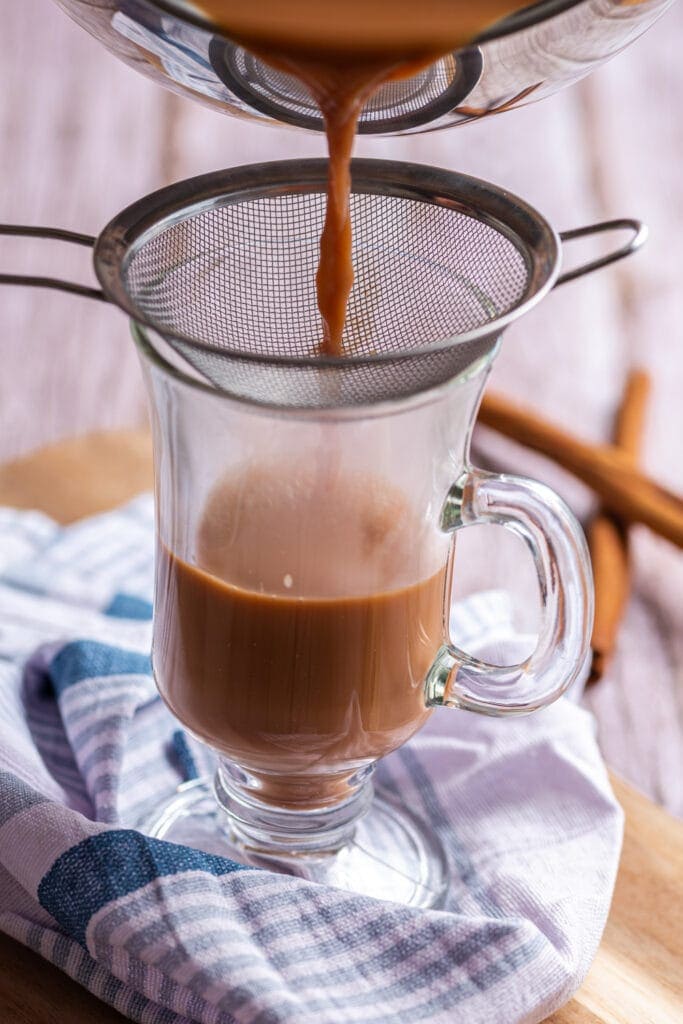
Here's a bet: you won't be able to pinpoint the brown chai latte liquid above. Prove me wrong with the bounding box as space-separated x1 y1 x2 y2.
196 1 532 353
154 464 449 807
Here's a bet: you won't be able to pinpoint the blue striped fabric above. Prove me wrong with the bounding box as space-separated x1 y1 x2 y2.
106 594 154 620
0 497 623 1024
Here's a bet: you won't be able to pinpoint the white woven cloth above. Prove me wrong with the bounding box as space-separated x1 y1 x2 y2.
0 497 622 1024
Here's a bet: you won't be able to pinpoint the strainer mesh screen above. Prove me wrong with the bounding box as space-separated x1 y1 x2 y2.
228 52 461 123
124 191 528 360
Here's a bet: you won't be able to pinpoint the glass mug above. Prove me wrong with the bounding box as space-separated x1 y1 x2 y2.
137 326 592 907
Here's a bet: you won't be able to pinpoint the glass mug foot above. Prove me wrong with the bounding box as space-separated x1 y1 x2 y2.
140 769 449 909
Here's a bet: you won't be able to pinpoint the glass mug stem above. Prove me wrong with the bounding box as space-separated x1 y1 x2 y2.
428 467 593 715
214 759 376 856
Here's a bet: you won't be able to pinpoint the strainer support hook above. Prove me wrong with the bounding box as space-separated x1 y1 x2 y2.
556 218 647 287
0 225 105 302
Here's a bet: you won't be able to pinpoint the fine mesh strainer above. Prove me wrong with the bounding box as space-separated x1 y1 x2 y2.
208 44 484 133
0 159 645 407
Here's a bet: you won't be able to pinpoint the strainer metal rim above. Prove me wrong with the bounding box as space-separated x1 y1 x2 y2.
94 158 561 370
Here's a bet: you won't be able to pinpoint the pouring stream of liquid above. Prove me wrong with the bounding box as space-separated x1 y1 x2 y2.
196 1 533 353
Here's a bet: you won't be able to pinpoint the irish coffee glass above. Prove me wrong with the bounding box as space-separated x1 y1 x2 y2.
136 324 592 908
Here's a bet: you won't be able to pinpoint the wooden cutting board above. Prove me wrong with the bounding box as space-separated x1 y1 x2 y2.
0 431 681 1024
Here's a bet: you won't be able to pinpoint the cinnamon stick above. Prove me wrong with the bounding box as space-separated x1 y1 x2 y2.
588 370 651 684
614 370 651 458
478 391 683 548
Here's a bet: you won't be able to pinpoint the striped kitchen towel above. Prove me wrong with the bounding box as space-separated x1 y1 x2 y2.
0 497 622 1024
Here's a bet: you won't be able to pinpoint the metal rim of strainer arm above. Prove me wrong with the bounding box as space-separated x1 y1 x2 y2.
92 158 644 371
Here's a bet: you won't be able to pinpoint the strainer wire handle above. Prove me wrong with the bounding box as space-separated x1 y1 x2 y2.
556 218 647 286
0 225 106 302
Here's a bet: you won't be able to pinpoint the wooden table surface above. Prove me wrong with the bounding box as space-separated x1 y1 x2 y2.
0 431 681 1024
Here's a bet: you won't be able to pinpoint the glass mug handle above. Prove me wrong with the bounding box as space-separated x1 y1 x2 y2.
426 467 594 716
